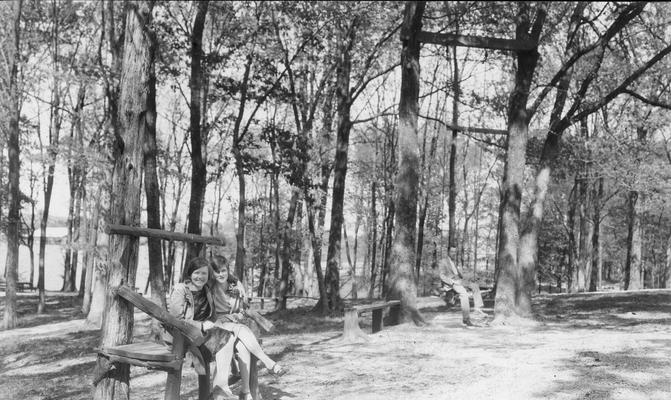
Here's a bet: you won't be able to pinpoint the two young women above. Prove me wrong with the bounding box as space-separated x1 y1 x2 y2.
167 257 284 400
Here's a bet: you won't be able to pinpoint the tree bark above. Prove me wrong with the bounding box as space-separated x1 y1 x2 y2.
184 0 209 269
387 1 425 325
1 0 22 330
93 2 155 398
493 5 545 322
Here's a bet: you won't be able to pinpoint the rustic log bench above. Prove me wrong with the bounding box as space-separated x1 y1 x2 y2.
95 284 262 400
342 300 401 341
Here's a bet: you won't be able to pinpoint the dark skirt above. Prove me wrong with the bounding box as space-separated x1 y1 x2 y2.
200 325 233 360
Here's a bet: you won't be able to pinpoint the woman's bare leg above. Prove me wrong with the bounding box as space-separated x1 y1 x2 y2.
234 324 277 370
212 338 235 395
235 341 252 397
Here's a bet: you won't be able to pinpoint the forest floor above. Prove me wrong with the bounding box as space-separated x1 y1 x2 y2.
1 288 671 400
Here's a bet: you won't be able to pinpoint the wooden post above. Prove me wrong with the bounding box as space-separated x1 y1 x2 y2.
197 360 210 400
164 333 185 400
371 309 383 333
342 308 368 342
249 353 261 400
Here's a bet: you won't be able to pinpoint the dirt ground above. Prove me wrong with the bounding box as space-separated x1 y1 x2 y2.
1 289 671 400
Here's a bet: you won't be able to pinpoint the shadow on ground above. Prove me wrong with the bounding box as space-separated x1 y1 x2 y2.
0 292 85 329
534 344 671 399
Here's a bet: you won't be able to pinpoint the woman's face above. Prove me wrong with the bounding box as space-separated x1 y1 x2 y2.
214 265 229 284
190 266 209 290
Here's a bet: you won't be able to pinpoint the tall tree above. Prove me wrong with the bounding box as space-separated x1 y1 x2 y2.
37 0 63 312
493 3 545 322
93 1 155 398
320 2 402 313
87 0 125 324
624 127 647 290
323 17 357 312
514 1 671 315
1 0 23 330
183 0 209 267
387 0 426 325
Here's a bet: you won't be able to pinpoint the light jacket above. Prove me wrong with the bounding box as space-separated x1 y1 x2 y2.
167 282 217 330
165 281 217 374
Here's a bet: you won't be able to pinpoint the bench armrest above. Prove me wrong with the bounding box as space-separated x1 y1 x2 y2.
115 285 206 346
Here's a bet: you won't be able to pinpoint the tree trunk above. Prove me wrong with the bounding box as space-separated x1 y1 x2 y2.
387 1 426 326
576 119 594 292
324 20 357 314
381 199 395 298
62 186 76 291
63 86 86 292
87 0 124 323
93 2 155 398
234 155 247 281
590 177 603 292
665 235 671 289
493 5 545 322
309 90 334 312
278 190 299 310
515 1 585 300
82 190 101 313
232 51 253 283
2 0 22 330
567 185 578 293
142 12 165 309
448 41 459 250
37 0 62 313
368 180 378 299
624 191 643 290
307 206 328 313
183 0 209 269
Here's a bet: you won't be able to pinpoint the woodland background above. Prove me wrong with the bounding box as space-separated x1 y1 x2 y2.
0 1 670 330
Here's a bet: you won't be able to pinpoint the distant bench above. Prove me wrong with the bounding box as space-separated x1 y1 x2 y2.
0 281 34 292
342 300 401 341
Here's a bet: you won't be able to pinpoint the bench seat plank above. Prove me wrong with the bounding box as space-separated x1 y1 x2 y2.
349 300 401 313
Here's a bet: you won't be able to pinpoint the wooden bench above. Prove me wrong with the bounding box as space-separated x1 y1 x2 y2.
342 300 401 341
95 284 262 400
0 281 34 292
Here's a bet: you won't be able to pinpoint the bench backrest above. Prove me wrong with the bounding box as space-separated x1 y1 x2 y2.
115 285 206 347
